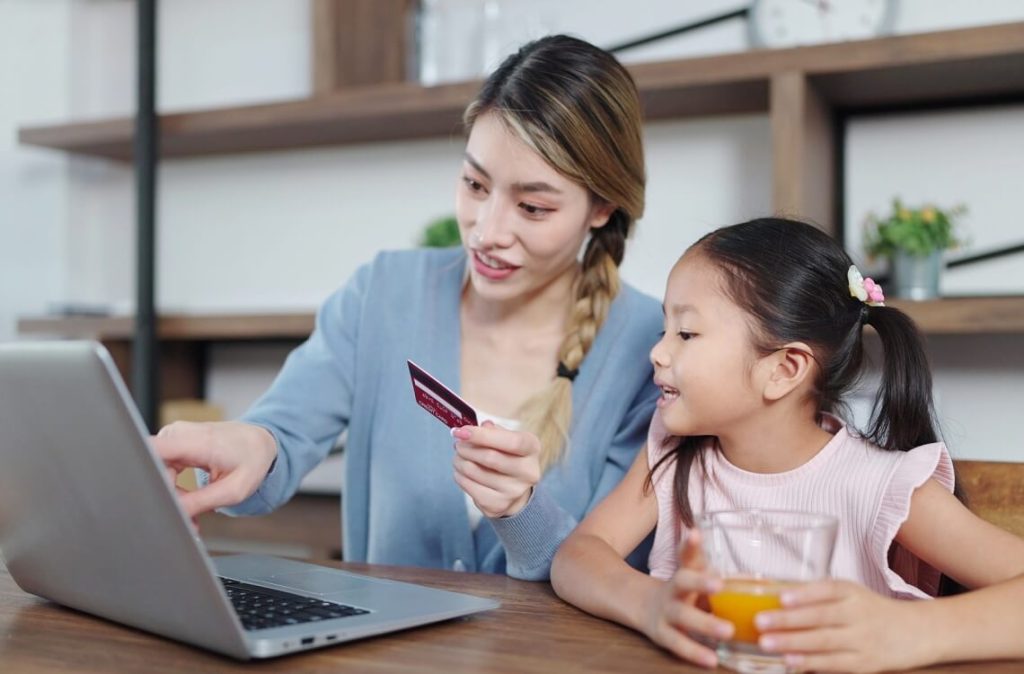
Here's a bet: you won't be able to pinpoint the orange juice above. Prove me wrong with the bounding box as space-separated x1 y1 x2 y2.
708 578 789 643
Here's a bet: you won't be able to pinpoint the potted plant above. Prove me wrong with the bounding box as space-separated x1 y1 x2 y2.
863 198 966 300
419 215 462 248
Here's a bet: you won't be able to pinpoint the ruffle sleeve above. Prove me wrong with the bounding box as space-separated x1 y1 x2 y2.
870 442 955 599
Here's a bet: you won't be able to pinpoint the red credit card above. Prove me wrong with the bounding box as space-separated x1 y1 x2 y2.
407 359 478 429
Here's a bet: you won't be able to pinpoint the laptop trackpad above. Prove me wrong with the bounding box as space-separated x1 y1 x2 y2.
254 569 370 596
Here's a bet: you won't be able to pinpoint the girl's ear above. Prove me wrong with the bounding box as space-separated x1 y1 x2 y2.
762 342 816 402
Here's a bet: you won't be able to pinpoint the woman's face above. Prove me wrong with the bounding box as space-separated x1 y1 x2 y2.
456 112 614 304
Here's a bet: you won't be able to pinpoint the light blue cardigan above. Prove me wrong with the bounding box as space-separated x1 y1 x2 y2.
225 247 661 579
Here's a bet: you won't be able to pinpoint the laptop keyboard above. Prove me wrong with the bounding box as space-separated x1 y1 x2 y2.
219 577 370 632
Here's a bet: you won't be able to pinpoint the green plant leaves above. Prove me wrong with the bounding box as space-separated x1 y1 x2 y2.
864 198 966 258
420 215 462 248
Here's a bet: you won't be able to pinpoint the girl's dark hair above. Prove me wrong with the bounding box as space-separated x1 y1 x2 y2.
646 218 964 594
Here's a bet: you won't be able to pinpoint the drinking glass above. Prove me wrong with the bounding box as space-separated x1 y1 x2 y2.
698 509 838 674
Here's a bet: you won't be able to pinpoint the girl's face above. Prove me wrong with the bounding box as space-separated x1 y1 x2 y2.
456 112 614 304
650 252 769 437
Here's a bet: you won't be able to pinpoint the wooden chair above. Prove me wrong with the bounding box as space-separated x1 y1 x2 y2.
954 460 1024 539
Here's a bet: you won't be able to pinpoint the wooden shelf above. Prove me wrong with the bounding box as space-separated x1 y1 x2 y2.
887 297 1024 335
17 312 315 341
18 21 1024 160
17 298 1024 341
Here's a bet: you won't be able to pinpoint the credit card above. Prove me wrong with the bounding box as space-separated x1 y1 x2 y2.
407 359 478 429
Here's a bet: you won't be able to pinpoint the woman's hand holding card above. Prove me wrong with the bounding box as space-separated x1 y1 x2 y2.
451 423 542 519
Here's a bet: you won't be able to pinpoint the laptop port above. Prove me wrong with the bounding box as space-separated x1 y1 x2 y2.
301 637 315 646
326 635 337 641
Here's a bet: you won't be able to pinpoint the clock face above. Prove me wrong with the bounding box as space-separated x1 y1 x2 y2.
750 0 895 49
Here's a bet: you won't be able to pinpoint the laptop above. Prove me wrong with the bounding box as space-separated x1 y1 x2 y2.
0 340 498 659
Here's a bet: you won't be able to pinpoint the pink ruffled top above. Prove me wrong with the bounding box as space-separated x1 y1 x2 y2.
646 410 955 599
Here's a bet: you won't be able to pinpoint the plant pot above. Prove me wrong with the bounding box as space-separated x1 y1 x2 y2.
891 249 942 300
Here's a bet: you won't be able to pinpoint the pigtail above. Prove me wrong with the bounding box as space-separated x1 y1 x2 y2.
861 306 938 451
864 306 970 596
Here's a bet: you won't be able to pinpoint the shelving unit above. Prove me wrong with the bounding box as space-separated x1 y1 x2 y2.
18 295 1024 343
16 19 1024 401
17 313 315 341
18 21 1024 162
17 312 315 402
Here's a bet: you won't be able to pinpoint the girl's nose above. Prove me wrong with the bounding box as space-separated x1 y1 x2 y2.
650 338 669 368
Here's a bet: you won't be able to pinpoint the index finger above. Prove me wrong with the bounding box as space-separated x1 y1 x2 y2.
452 425 539 457
778 580 847 607
679 529 709 572
150 427 214 470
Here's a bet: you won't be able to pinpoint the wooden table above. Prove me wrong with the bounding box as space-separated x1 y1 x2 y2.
1 559 1019 673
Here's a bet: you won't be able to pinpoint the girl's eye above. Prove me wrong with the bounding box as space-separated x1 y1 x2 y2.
677 330 696 341
657 330 666 338
520 203 552 217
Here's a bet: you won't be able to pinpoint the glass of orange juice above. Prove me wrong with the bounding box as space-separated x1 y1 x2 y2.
698 510 838 674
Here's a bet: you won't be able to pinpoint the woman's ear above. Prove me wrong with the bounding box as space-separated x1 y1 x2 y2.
588 199 616 230
762 342 816 402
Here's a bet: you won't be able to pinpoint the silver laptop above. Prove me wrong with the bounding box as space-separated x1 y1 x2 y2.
0 340 498 659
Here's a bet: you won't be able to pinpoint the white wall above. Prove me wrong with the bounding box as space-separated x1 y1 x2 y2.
3 0 1023 460
0 0 71 342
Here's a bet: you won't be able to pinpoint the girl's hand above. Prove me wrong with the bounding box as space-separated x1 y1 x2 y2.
642 530 734 669
756 579 931 673
451 421 541 518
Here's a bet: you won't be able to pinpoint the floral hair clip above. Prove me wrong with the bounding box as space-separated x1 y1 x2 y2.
847 265 885 307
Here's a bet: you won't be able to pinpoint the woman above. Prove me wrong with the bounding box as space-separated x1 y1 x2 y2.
154 35 661 580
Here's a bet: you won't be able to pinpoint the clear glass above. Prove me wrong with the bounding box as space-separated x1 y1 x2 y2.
416 0 502 86
698 509 838 674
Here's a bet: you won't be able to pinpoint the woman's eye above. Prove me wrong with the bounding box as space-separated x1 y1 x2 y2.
677 330 695 341
520 203 551 217
463 177 485 193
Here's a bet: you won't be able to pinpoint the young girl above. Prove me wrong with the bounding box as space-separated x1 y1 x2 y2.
552 217 1024 672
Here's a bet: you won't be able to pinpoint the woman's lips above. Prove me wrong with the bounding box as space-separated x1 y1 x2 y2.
472 250 520 281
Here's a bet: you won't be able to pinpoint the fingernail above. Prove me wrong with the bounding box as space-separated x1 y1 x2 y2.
784 654 804 668
755 613 773 629
780 591 797 606
760 635 777 651
452 427 471 440
701 653 717 668
716 622 733 639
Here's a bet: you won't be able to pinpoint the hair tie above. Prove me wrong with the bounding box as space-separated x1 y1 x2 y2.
847 265 885 307
557 362 579 382
859 304 870 325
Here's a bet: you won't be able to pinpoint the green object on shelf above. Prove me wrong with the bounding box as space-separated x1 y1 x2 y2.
420 215 462 248
864 198 966 258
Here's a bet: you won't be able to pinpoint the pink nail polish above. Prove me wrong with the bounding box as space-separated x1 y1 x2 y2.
452 427 471 440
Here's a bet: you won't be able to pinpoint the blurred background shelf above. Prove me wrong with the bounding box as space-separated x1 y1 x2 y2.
17 312 315 402
19 297 1024 343
17 21 1024 161
17 312 315 341
887 297 1024 334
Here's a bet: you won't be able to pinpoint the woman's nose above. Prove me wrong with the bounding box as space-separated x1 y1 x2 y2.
473 199 515 248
